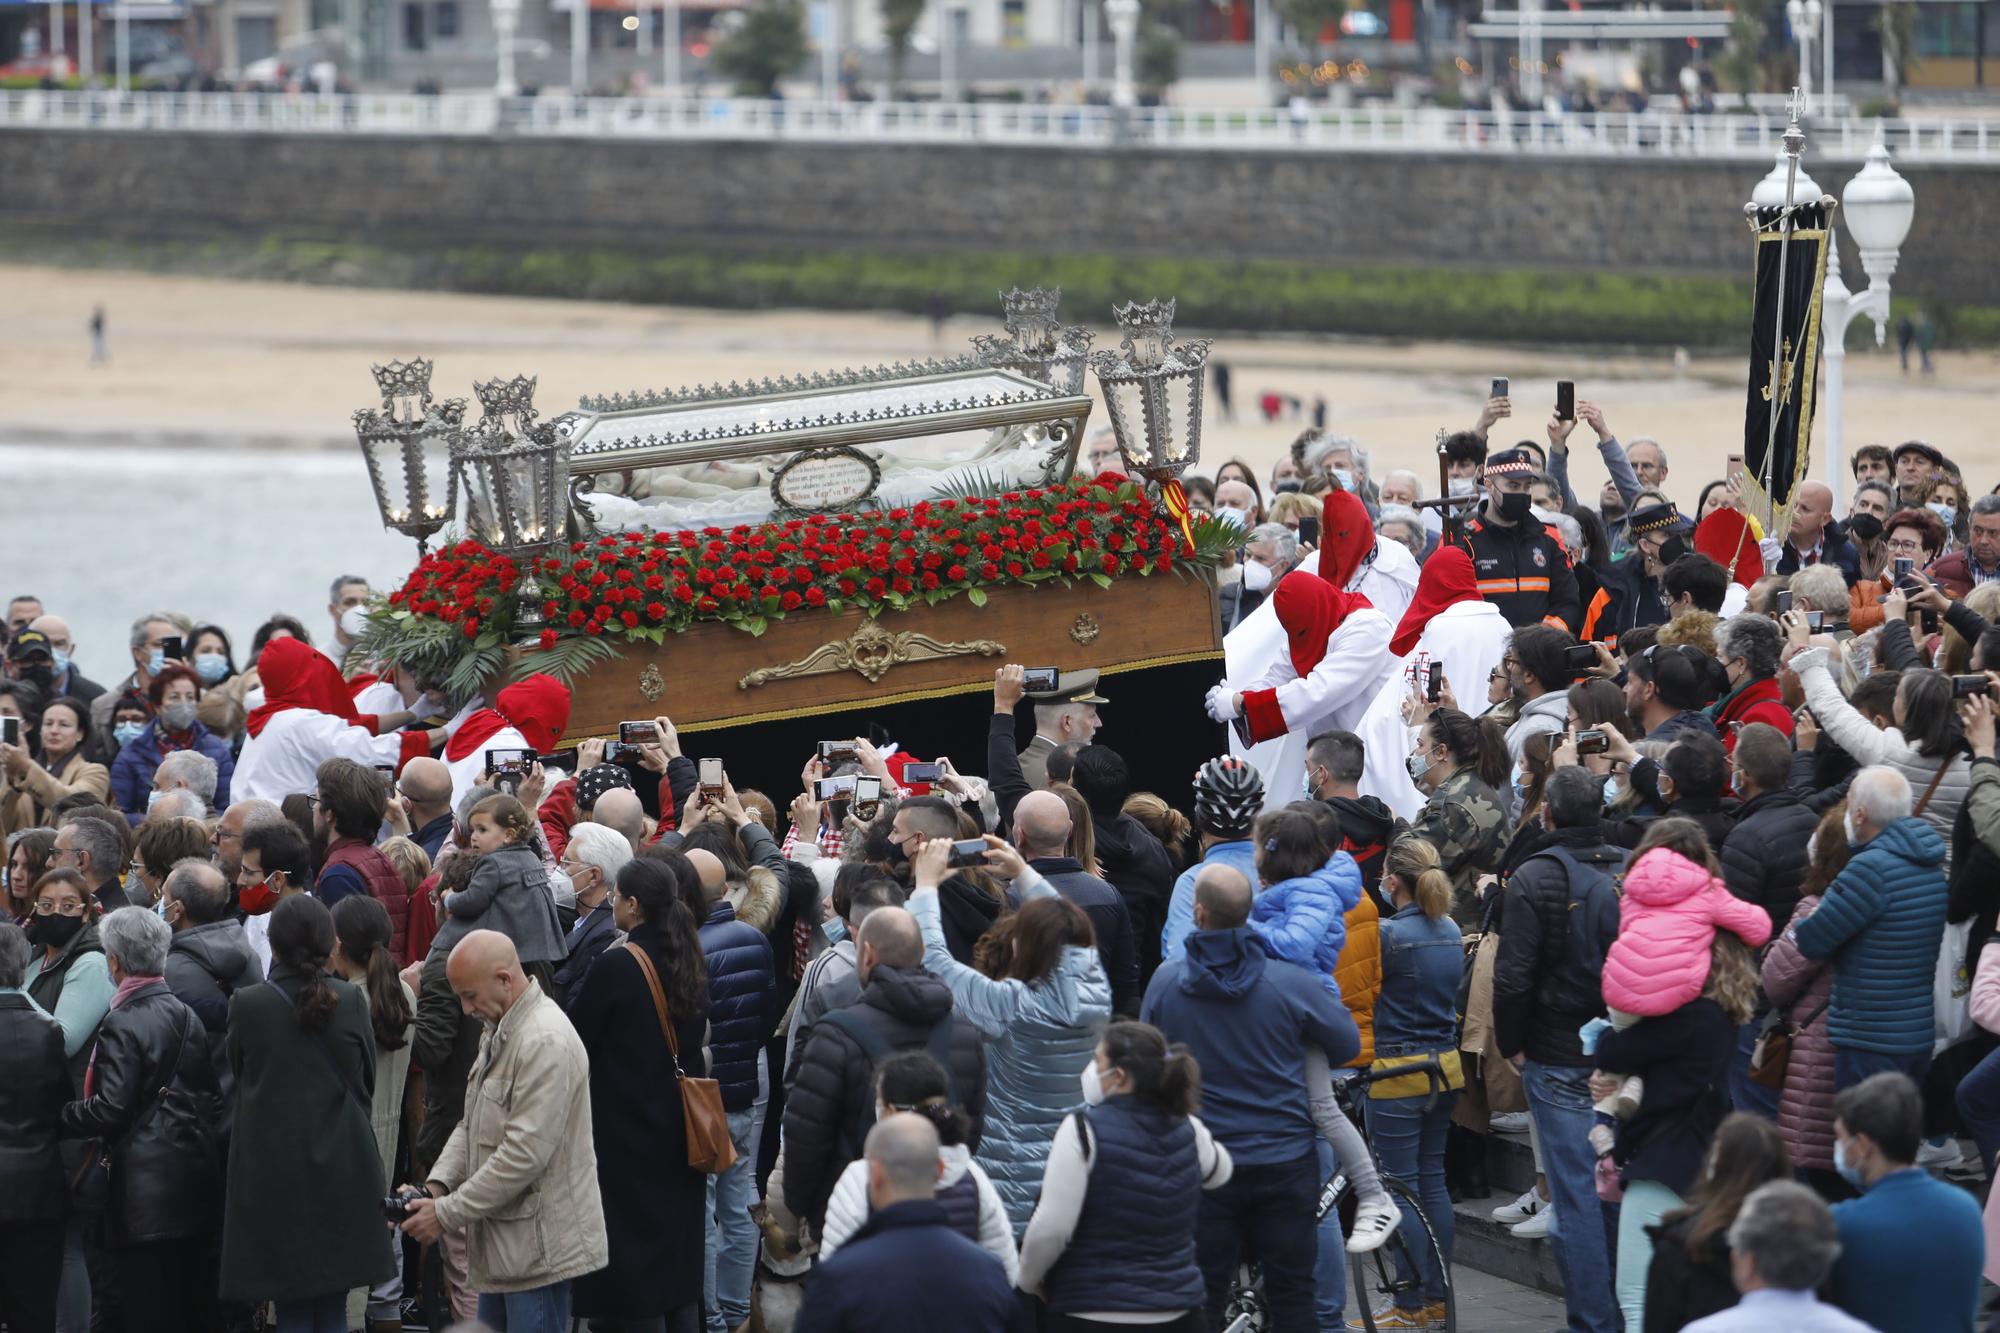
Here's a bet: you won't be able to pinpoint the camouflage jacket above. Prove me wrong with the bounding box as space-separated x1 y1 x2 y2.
1411 766 1509 931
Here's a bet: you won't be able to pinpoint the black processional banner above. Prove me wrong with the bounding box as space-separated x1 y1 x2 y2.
1742 199 1835 528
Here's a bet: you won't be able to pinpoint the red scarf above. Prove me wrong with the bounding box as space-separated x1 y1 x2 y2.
1274 572 1372 677
1319 489 1378 593
245 638 365 738
1390 546 1481 657
444 674 572 762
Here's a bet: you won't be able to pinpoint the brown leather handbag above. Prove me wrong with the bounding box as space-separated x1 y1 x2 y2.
622 942 739 1174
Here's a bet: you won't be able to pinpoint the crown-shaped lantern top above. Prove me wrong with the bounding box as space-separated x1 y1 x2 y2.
999 286 1064 355
475 374 542 428
1109 299 1184 372
372 358 436 423
971 287 1094 396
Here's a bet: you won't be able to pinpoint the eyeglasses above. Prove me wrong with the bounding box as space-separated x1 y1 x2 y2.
303 795 322 810
32 900 86 916
1884 537 1926 555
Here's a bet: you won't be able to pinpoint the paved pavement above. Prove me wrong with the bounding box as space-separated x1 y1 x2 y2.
1451 1264 1569 1332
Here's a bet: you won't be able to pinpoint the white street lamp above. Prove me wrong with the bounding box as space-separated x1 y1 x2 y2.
1104 0 1138 108
567 0 587 92
1750 147 1821 208
1785 0 1821 104
491 0 521 95
1813 132 1915 512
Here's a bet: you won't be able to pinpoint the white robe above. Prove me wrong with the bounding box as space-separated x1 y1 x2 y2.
1353 600 1515 821
232 708 410 806
350 679 408 718
445 724 536 810
1223 537 1421 804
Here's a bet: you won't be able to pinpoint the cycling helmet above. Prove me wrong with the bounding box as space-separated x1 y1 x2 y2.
1192 756 1264 839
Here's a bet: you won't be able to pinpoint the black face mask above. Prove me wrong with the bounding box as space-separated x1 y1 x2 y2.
1847 512 1884 543
18 663 52 691
1657 536 1689 566
26 912 84 949
1497 492 1534 524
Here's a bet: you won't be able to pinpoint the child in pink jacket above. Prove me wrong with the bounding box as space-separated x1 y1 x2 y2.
1584 846 1772 1152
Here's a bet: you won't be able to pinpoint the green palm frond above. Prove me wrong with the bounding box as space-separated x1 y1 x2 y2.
933 466 1011 503
510 634 622 688
443 644 509 701
1183 513 1245 561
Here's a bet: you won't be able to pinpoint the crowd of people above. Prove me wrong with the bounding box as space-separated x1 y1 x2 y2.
2 400 1999 1333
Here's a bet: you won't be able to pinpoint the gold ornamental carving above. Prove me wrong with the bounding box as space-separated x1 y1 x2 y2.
739 619 1006 690
1069 613 1101 645
637 663 665 702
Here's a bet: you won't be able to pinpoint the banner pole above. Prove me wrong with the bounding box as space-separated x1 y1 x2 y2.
1762 88 1808 535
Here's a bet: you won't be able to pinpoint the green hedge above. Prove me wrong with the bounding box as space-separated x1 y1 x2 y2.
9 223 2000 349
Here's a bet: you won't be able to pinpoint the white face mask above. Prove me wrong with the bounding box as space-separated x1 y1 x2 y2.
1214 505 1250 534
1929 501 1958 528
339 605 369 639
1329 467 1356 493
1448 476 1477 498
1080 1060 1107 1107
1242 560 1274 594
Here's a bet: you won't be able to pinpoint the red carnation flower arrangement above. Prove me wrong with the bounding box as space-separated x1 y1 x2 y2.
384 475 1201 650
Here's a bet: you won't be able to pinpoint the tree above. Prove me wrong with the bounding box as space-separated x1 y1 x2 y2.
1138 28 1181 99
1872 0 1918 95
1276 0 1342 59
713 0 808 96
1716 0 1770 107
879 0 926 93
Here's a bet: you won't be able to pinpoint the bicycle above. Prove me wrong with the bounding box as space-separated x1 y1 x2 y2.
1221 1060 1457 1333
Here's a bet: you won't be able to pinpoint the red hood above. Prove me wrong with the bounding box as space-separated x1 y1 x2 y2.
1391 546 1480 657
444 673 572 761
1275 572 1372 678
245 637 363 738
1319 489 1377 592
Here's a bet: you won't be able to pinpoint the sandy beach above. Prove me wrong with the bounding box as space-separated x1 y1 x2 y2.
8 263 2000 497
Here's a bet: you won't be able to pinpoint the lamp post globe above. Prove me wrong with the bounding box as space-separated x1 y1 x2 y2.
1104 0 1140 108
1843 136 1916 283
1749 149 1822 209
490 0 521 96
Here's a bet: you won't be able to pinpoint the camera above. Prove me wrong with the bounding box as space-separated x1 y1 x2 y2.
1555 380 1575 423
1575 729 1610 755
698 758 725 793
619 721 655 745
818 739 860 763
160 635 185 662
947 838 990 869
603 742 631 763
484 748 535 776
1490 376 1509 399
903 761 944 784
813 775 857 802
1953 675 1992 699
382 1186 428 1223
1563 644 1601 672
1426 662 1443 704
1020 666 1061 693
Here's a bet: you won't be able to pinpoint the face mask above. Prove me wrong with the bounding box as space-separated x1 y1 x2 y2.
113 721 146 747
1929 501 1958 528
1242 560 1274 594
193 652 229 685
1496 492 1533 523
146 789 166 813
239 875 281 916
1834 1139 1866 1190
50 648 70 678
1213 505 1250 534
1448 476 1477 498
160 702 197 732
340 606 370 639
1847 512 1883 543
1405 748 1433 785
144 649 165 676
1273 479 1303 494
153 897 170 919
1080 1060 1107 1107
26 913 83 949
1302 766 1321 800
1658 536 1689 566
1511 763 1529 803
1329 467 1355 493
1602 776 1624 808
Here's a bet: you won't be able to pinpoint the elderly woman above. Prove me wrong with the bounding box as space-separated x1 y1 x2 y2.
2 697 110 838
1711 615 1796 751
108 664 235 826
59 906 223 1333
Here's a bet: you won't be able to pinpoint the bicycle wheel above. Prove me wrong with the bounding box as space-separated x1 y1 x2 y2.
1346 1175 1455 1333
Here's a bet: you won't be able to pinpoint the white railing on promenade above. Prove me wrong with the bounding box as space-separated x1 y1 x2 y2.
2 88 1996 162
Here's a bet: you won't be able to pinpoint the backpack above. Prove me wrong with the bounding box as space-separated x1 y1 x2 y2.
1527 843 1622 1016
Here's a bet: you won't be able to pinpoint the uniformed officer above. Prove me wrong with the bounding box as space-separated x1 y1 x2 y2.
1585 500 1685 644
1015 669 1107 790
1454 448 1582 632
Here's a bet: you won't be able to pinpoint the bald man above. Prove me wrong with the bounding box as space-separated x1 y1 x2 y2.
593 787 647 851
400 929 607 1315
1142 863 1359 1330
782 906 988 1235
1010 789 1139 1015
394 756 456 859
795 1112 1017 1333
25 613 105 705
687 847 729 905
1779 479 1862 585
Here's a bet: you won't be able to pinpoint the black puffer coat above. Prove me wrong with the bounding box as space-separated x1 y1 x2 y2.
1718 788 1820 936
1491 826 1623 1068
59 980 221 1248
781 964 986 1231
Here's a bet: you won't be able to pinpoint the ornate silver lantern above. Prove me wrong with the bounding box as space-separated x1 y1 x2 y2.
455 374 571 557
1088 298 1211 480
353 358 466 553
972 287 1095 397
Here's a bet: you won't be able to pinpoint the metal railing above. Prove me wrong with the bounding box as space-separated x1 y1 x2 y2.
2 89 1995 161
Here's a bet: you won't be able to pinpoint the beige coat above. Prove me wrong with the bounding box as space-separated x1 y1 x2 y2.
2 750 111 837
428 980 607 1293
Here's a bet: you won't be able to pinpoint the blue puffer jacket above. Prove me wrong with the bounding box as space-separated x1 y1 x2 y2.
108 719 235 825
1249 852 1363 991
910 868 1113 1236
699 902 775 1111
1794 816 1949 1057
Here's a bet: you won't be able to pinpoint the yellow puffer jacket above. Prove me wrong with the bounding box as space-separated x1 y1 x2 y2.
1336 896 1383 1068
